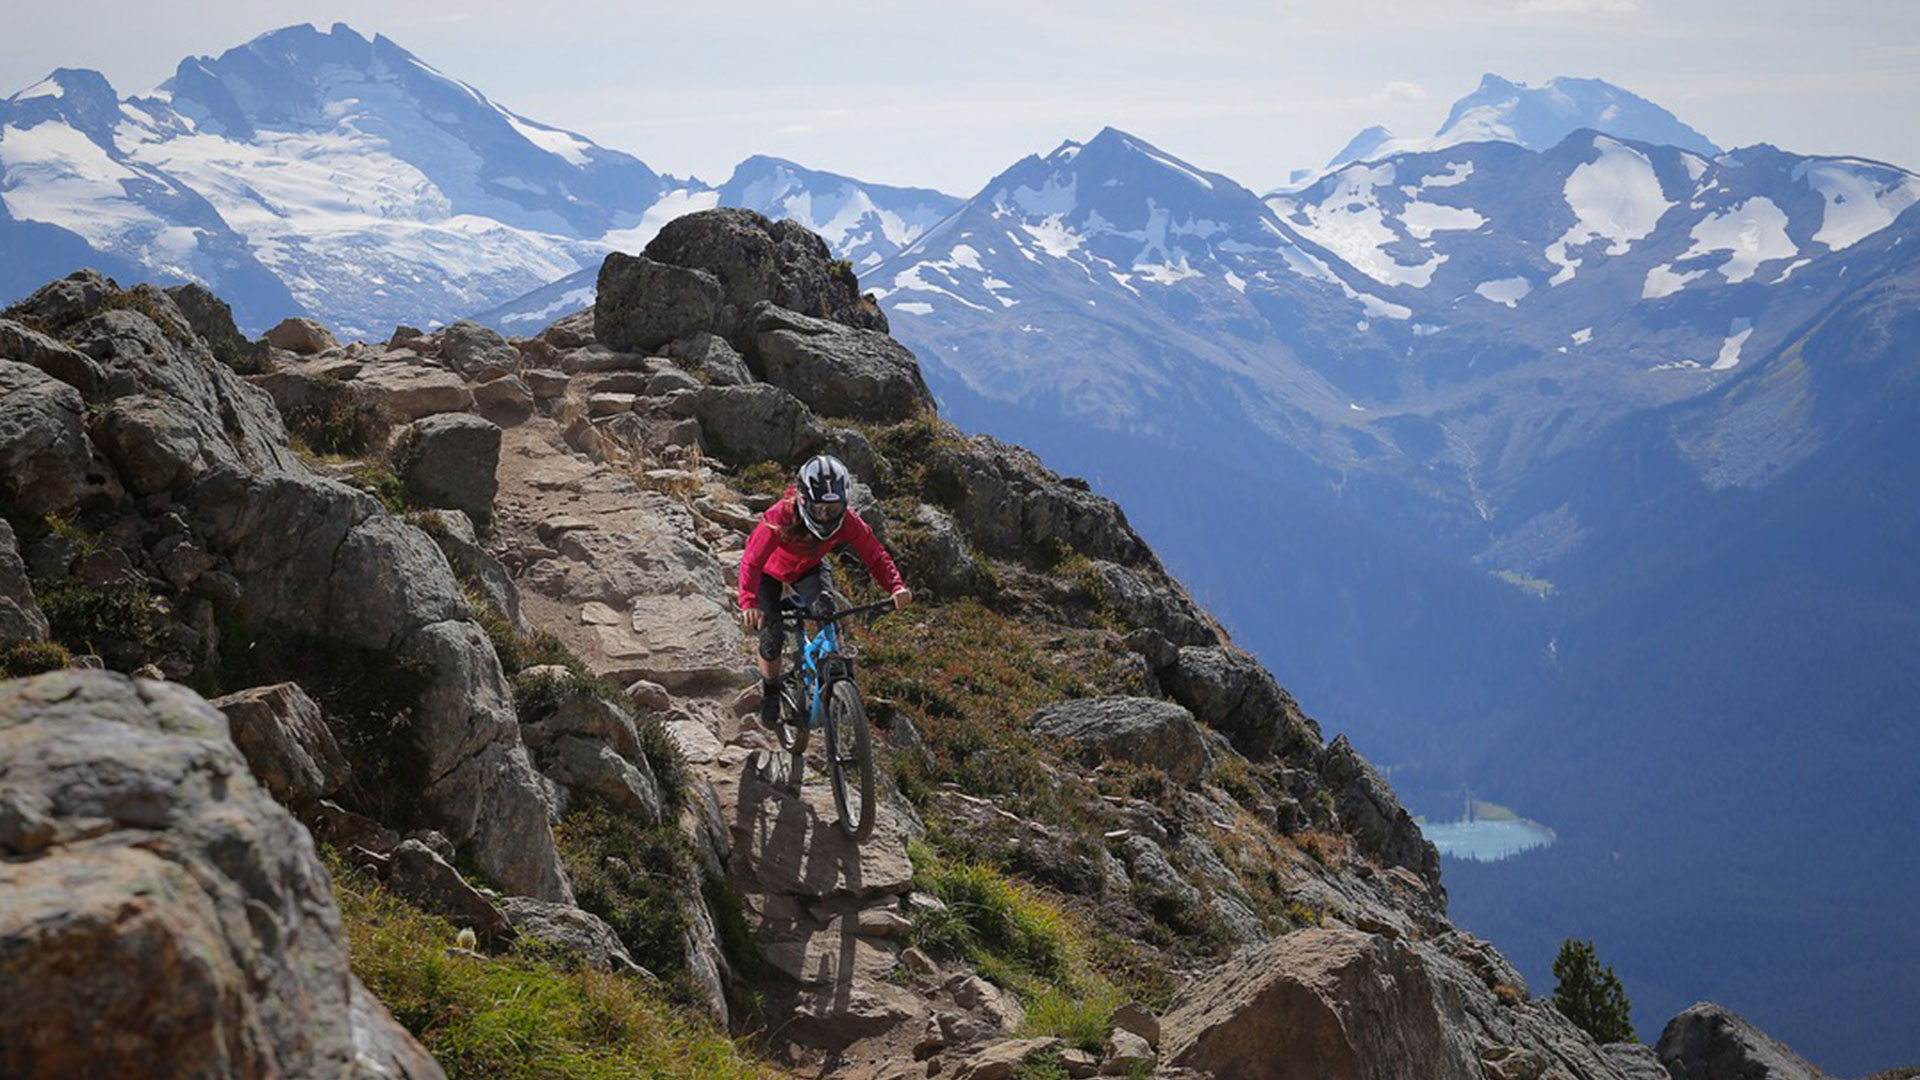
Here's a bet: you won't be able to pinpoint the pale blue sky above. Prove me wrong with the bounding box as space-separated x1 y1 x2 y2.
4 0 1916 194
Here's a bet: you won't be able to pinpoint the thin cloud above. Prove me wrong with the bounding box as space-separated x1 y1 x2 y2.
1371 81 1429 103
1516 0 1640 13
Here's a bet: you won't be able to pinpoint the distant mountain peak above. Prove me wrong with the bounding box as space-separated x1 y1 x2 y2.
1434 74 1720 156
1328 74 1720 170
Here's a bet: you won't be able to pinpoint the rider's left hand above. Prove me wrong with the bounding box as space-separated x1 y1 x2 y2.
892 587 912 611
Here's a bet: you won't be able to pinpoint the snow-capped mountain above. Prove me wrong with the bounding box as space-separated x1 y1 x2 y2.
717 156 960 272
0 68 300 324
475 155 960 335
879 124 1920 506
1324 74 1720 169
2 23 687 336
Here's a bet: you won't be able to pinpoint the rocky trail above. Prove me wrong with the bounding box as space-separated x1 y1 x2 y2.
486 374 1052 1078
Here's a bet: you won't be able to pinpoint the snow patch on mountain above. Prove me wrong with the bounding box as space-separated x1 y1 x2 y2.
1475 276 1533 307
1643 263 1705 299
1280 162 1445 288
601 188 721 250
1795 159 1920 251
1401 201 1485 239
1712 318 1754 370
0 121 207 278
1546 137 1672 284
1683 197 1796 283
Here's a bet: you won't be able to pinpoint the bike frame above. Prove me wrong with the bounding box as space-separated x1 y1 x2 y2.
781 598 892 727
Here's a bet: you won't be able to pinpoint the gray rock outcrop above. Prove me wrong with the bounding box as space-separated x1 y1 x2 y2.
752 303 934 421
1159 645 1323 763
641 206 888 347
666 382 830 466
0 360 99 513
594 252 724 354
1031 696 1212 784
397 413 503 526
0 670 445 1080
0 520 49 643
212 682 351 810
666 330 754 386
1321 734 1443 895
1657 1002 1824 1080
1160 927 1477 1080
0 316 102 393
0 274 568 903
264 317 339 355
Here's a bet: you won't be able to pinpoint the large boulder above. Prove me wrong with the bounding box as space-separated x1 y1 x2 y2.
641 207 888 348
0 316 103 394
396 413 503 527
1320 734 1442 896
1656 1002 1824 1080
432 320 520 378
1159 645 1323 764
593 252 724 354
894 503 992 600
1160 927 1478 1080
0 520 49 642
666 330 754 386
212 682 352 810
500 897 646 975
164 283 268 371
0 361 98 513
264 317 338 355
665 383 830 466
1031 696 1212 784
751 304 933 421
352 358 474 421
0 670 445 1080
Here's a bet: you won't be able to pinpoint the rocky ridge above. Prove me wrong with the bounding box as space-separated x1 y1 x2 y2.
0 208 1853 1078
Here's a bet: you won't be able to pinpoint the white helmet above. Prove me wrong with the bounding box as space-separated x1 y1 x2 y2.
796 454 850 539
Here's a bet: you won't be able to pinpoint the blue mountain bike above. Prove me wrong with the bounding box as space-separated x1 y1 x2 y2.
771 595 895 842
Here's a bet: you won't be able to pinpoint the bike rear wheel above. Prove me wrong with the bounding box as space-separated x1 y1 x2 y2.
825 678 876 842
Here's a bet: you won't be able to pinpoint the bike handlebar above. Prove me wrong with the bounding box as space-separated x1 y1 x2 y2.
777 597 898 626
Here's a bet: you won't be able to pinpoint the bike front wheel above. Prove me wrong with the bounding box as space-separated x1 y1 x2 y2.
825 678 876 842
775 672 810 756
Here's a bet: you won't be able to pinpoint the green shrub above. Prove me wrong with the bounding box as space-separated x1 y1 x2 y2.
1552 938 1636 1044
334 859 771 1080
287 392 392 456
348 460 409 514
36 581 162 660
909 840 1154 1052
555 794 696 1000
0 639 72 678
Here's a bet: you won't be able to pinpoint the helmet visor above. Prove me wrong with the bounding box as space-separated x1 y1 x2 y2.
799 497 845 537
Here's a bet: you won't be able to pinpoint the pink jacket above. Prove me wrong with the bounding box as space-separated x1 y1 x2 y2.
737 487 905 610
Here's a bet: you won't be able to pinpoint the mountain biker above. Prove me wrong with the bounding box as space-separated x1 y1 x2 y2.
739 454 910 731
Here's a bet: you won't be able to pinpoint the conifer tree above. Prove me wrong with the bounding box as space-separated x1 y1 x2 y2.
1552 938 1636 1043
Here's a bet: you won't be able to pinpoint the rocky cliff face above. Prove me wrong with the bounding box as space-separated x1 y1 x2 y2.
0 208 1849 1078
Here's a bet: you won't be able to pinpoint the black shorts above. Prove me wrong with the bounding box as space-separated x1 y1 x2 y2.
755 564 835 661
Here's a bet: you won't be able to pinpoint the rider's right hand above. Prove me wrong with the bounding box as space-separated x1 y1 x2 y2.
741 608 764 632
